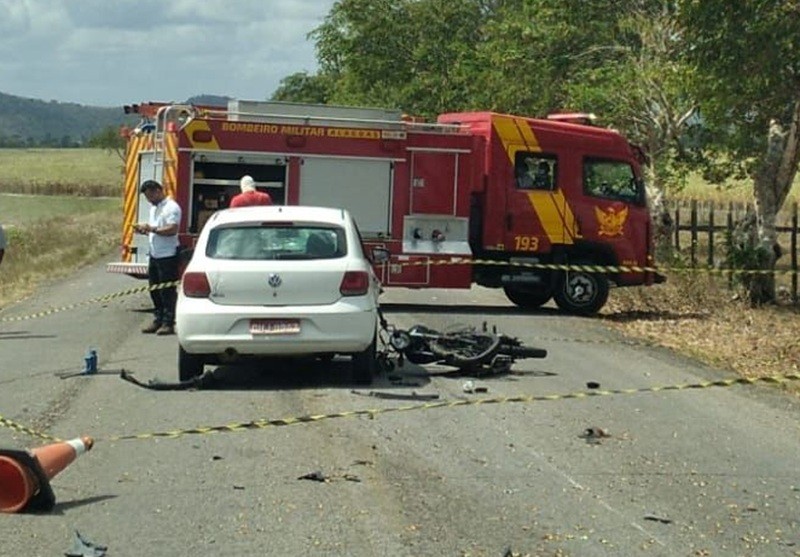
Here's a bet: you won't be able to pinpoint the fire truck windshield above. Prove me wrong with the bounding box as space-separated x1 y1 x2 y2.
582 158 643 204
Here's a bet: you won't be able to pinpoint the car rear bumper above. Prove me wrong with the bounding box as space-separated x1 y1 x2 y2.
176 298 378 356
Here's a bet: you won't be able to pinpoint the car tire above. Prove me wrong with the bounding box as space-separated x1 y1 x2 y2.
352 334 377 385
179 345 205 382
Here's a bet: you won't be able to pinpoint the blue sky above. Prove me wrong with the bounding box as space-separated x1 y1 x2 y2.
0 0 335 107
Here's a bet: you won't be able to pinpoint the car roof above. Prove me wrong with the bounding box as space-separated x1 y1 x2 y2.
208 205 351 227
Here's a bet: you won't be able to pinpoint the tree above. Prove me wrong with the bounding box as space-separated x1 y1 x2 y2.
562 1 697 251
87 125 126 160
270 72 333 104
312 0 491 117
680 0 800 304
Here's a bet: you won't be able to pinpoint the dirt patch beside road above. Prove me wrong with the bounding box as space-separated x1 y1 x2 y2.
601 272 800 392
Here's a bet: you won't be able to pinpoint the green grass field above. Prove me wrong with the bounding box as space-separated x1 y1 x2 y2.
1 194 120 226
0 148 123 196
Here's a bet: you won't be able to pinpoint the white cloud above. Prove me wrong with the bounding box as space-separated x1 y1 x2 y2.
0 0 334 106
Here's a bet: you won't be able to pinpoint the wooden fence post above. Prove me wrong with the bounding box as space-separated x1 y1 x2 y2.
727 203 734 288
690 199 698 267
708 205 715 268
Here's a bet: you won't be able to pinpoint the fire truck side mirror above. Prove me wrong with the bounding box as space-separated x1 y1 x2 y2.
371 247 391 264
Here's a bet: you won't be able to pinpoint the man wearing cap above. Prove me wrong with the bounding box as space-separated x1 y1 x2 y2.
133 180 182 335
230 175 273 207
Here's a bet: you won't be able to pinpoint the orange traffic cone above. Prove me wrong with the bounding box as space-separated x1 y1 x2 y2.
0 436 93 513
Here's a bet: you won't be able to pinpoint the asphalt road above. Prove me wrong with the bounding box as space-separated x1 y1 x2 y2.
0 259 798 556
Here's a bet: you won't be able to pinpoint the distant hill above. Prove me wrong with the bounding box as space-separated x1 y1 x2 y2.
0 92 232 148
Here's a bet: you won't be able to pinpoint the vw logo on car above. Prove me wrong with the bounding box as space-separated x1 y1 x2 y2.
268 273 282 288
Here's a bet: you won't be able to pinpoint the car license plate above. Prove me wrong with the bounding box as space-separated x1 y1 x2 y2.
249 319 301 335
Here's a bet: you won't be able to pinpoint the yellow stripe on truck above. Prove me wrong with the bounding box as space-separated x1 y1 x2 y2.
525 190 579 244
492 115 578 245
493 115 540 162
122 134 151 261
184 120 220 150
163 132 178 198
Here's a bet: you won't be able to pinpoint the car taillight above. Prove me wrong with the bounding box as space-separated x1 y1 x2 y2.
340 271 369 296
182 272 211 298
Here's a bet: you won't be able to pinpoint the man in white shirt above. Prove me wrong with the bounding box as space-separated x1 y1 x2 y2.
133 180 182 335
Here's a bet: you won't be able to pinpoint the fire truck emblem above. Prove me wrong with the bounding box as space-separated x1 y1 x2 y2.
595 205 628 237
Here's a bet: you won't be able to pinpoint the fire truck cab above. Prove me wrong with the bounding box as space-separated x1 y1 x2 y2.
108 100 661 315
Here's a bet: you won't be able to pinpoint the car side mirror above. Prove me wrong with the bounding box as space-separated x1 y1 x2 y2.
371 247 391 263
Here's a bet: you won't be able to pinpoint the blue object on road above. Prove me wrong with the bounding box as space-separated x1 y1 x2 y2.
82 349 98 375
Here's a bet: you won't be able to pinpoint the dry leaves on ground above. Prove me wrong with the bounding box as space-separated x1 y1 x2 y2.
601 272 800 390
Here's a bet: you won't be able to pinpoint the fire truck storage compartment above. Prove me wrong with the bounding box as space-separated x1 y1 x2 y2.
190 153 287 233
298 157 392 237
409 150 458 214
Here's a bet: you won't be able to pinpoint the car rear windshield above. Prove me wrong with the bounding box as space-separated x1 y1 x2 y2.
206 224 347 260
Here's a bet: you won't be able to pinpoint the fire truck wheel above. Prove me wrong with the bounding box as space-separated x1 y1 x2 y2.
554 271 609 316
179 345 205 382
352 334 377 385
503 285 553 309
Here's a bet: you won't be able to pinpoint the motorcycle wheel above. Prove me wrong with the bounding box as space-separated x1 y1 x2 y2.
429 332 501 367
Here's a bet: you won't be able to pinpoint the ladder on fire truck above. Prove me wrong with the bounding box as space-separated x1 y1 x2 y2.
150 104 195 181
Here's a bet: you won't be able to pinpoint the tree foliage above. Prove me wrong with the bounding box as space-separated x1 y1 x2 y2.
271 72 333 104
86 125 126 161
680 0 800 303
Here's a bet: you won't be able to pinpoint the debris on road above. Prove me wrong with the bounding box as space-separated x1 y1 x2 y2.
298 471 362 483
65 530 107 557
580 427 611 444
298 471 328 482
586 381 600 389
462 381 488 394
119 369 210 390
350 390 439 401
643 514 673 524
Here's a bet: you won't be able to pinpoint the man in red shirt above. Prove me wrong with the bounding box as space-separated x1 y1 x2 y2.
230 175 273 207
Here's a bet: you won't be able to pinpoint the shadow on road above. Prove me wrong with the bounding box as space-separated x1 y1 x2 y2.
117 356 436 392
0 330 58 340
117 354 556 393
52 494 118 514
600 309 709 323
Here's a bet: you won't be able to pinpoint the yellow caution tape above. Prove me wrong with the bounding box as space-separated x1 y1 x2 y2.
0 416 62 443
0 254 796 324
0 281 180 323
3 374 797 444
400 257 798 276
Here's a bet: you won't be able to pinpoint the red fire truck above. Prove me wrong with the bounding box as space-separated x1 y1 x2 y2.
107 100 663 315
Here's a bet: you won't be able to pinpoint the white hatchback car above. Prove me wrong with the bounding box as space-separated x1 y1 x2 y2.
176 206 386 384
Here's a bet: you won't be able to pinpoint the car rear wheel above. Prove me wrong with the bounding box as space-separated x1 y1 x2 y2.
179 345 205 382
352 334 377 385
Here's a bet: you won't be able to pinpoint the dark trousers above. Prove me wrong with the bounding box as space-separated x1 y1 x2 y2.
148 254 179 326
